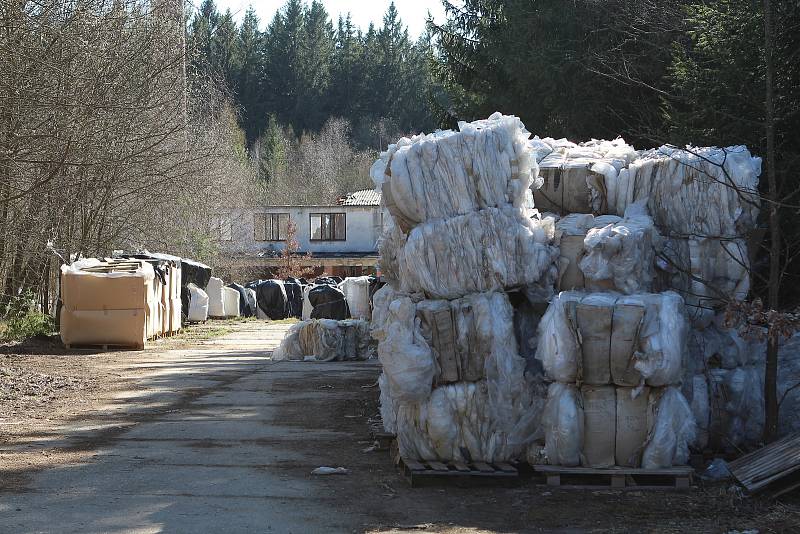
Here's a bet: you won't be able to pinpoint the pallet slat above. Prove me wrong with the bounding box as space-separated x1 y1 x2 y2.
398 457 519 488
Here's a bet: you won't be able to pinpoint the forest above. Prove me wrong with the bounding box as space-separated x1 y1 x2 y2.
0 0 798 319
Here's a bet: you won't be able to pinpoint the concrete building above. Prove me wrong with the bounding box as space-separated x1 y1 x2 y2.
216 189 383 278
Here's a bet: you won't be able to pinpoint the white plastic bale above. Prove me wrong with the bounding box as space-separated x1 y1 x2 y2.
222 286 240 318
579 205 663 294
542 383 583 466
187 283 209 322
641 387 697 468
657 237 750 327
536 291 687 387
339 276 372 320
384 291 546 462
687 374 711 449
377 216 405 285
397 207 558 300
534 138 637 214
271 319 374 362
206 277 225 318
371 113 537 231
594 145 761 238
301 284 313 321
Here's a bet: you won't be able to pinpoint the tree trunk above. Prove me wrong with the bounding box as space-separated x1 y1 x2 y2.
763 0 780 443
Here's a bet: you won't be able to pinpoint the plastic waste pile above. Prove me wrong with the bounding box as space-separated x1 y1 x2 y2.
272 319 374 362
371 113 557 463
372 112 765 467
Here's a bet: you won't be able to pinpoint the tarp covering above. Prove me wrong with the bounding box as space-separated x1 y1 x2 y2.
308 284 350 320
248 279 289 320
228 283 256 317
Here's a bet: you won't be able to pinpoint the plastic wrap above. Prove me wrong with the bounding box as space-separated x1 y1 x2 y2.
396 206 558 299
535 138 637 214
206 277 225 318
657 236 750 326
339 276 372 320
593 145 761 238
536 291 687 387
187 283 209 322
222 286 240 318
371 112 536 231
615 386 650 467
580 207 662 294
641 387 696 468
542 383 583 466
379 372 397 434
375 296 436 404
271 319 374 362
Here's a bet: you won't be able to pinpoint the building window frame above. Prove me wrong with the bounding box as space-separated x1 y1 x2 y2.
254 212 289 242
309 212 346 241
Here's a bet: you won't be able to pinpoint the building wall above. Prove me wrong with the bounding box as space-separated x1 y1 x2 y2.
222 205 383 255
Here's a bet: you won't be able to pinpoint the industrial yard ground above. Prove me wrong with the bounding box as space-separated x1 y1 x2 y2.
1 321 798 533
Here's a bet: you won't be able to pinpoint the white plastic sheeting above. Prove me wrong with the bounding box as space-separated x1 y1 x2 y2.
373 295 436 404
534 138 637 214
536 291 687 387
206 277 225 318
580 204 662 294
222 286 240 318
641 387 697 469
395 207 558 299
657 237 750 327
542 383 583 466
339 276 372 320
272 319 374 362
591 145 761 238
377 291 545 462
187 283 209 322
370 112 537 231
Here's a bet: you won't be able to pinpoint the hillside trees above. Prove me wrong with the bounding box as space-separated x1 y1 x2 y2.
0 0 252 311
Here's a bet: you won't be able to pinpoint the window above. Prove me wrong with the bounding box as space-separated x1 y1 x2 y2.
210 214 231 241
254 213 289 241
310 213 346 241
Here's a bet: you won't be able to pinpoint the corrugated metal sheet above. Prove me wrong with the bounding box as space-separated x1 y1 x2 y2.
338 189 381 206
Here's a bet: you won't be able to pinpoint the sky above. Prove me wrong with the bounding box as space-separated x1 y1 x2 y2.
209 1 447 38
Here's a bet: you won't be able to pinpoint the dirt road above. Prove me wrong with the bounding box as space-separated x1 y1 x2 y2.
1 321 797 533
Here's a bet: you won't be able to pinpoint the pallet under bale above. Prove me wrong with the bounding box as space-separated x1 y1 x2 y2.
397 455 521 488
533 465 693 490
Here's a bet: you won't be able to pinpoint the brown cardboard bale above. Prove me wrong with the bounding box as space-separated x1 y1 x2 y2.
61 270 148 311
60 308 147 348
581 385 616 467
615 387 650 467
575 303 613 385
610 304 645 386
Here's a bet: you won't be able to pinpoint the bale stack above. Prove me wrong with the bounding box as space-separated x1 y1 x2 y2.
535 291 695 468
371 113 559 464
60 259 157 349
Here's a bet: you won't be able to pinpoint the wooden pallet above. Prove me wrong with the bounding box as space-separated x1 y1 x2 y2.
65 343 144 351
398 457 520 487
728 432 800 497
533 465 693 490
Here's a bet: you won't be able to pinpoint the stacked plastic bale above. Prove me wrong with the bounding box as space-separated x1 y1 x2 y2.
371 113 560 463
582 144 764 450
272 319 374 362
533 288 696 469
